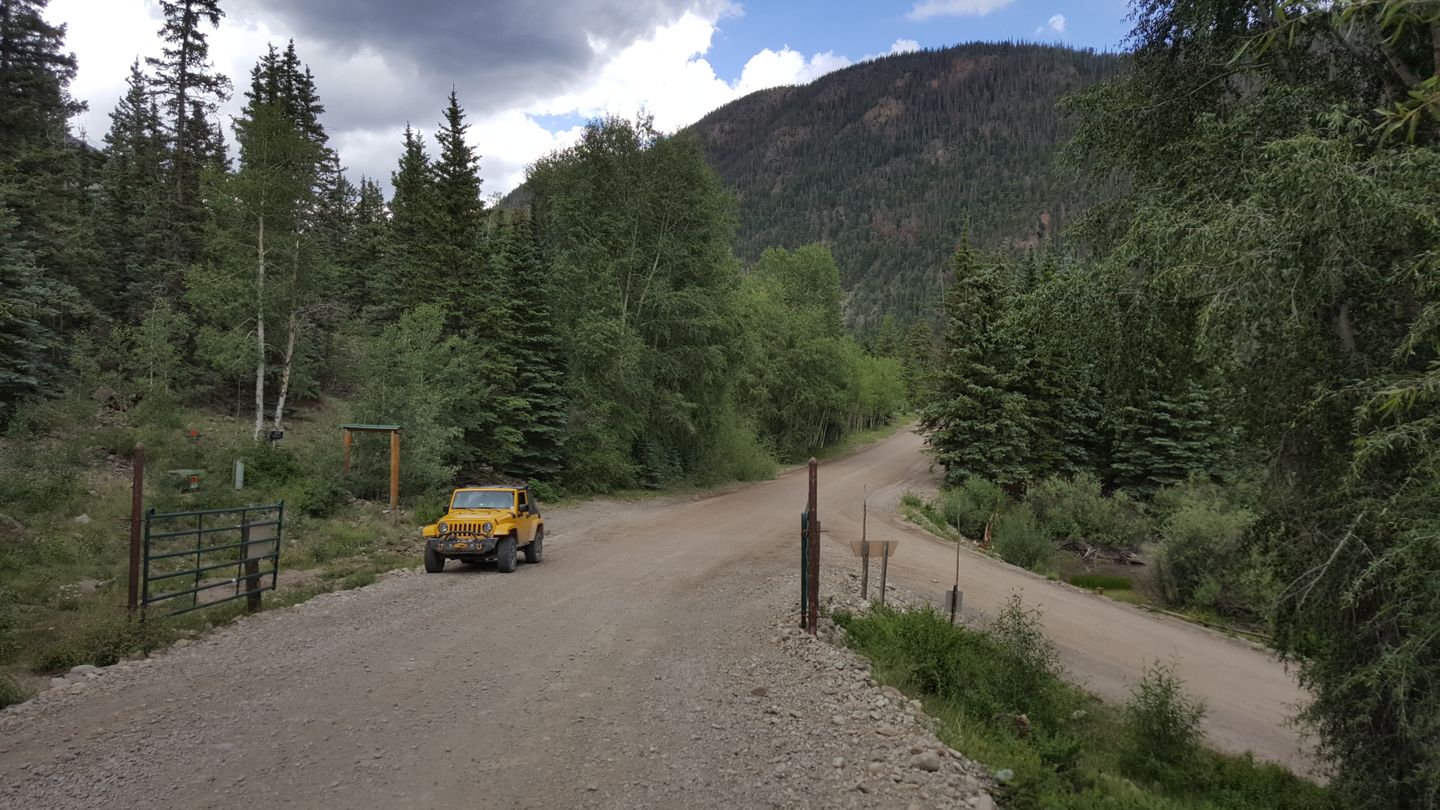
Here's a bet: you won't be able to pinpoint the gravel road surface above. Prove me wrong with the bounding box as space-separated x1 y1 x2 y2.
0 428 1316 808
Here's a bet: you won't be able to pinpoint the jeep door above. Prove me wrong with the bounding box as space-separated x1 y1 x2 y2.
515 489 538 542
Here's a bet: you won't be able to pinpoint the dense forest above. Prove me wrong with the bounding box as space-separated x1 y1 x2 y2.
0 0 905 502
914 2 1440 806
686 42 1122 324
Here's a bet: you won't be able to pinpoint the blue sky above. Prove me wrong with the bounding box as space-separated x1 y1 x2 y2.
52 0 1137 193
707 0 1131 78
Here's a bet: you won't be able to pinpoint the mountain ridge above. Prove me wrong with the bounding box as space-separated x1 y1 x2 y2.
684 41 1124 323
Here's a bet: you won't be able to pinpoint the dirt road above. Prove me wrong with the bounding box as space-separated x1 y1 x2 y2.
0 428 1315 808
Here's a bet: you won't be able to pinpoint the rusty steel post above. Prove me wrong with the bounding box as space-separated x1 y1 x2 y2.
806 457 819 635
879 542 889 607
388 430 401 511
860 488 869 600
127 443 145 616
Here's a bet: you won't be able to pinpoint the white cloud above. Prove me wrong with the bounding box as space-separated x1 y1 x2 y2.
735 47 850 96
1048 13 1067 33
48 3 888 194
862 38 922 62
905 0 1016 21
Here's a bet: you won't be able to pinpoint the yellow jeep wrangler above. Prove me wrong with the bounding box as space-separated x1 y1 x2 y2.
421 485 544 573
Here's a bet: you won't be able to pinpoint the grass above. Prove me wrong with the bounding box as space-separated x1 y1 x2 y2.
900 492 962 541
0 394 441 705
834 604 1334 810
1069 573 1133 591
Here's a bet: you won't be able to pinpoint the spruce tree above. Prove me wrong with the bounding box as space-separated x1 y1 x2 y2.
0 206 72 424
337 177 388 311
431 90 490 326
496 212 567 481
0 0 95 296
381 125 440 314
147 0 232 267
98 61 167 317
919 236 1031 487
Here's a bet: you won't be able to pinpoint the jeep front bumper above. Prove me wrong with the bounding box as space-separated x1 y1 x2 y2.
429 535 498 556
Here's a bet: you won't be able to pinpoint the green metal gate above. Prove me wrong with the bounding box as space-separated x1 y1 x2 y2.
141 503 284 617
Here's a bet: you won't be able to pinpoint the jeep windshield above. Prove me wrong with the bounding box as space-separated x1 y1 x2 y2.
451 490 514 510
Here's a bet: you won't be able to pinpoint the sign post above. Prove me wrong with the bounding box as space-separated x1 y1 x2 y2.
949 522 963 624
805 458 820 635
127 443 144 616
849 539 899 606
859 487 869 600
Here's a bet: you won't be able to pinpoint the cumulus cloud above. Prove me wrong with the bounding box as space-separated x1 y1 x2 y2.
861 38 922 62
905 0 1016 21
1034 12 1067 37
49 0 893 194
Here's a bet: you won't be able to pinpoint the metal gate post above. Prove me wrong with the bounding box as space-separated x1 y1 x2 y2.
799 511 809 628
127 443 144 616
878 542 889 607
860 487 869 600
806 458 820 635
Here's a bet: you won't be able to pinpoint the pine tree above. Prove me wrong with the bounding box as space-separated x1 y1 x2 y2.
902 318 936 403
1105 381 1225 495
430 90 490 326
496 212 567 481
147 0 232 267
919 236 1032 487
337 177 388 311
98 60 167 317
0 0 95 296
0 205 73 424
381 125 441 314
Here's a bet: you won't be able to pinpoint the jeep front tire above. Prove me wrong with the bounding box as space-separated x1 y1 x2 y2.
424 546 445 573
496 535 518 573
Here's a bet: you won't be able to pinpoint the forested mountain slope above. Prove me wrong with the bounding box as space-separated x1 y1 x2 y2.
686 42 1122 324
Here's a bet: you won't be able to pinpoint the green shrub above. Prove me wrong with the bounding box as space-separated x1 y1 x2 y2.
1028 474 1151 550
838 604 1076 727
1069 574 1132 590
409 489 450 525
527 479 562 504
0 673 28 708
990 593 1062 685
1121 662 1207 779
993 504 1053 571
837 607 1335 809
280 472 349 518
32 614 177 673
1154 503 1257 610
938 476 1006 538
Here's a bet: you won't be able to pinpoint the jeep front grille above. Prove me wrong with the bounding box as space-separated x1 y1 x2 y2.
445 522 492 537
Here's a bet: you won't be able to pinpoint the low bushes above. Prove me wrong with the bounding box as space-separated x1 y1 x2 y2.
993 505 1053 572
937 476 1006 538
836 604 1335 809
1027 474 1149 550
915 473 1276 620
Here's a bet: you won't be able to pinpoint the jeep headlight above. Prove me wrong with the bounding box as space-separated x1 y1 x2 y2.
438 522 448 533
482 522 493 536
